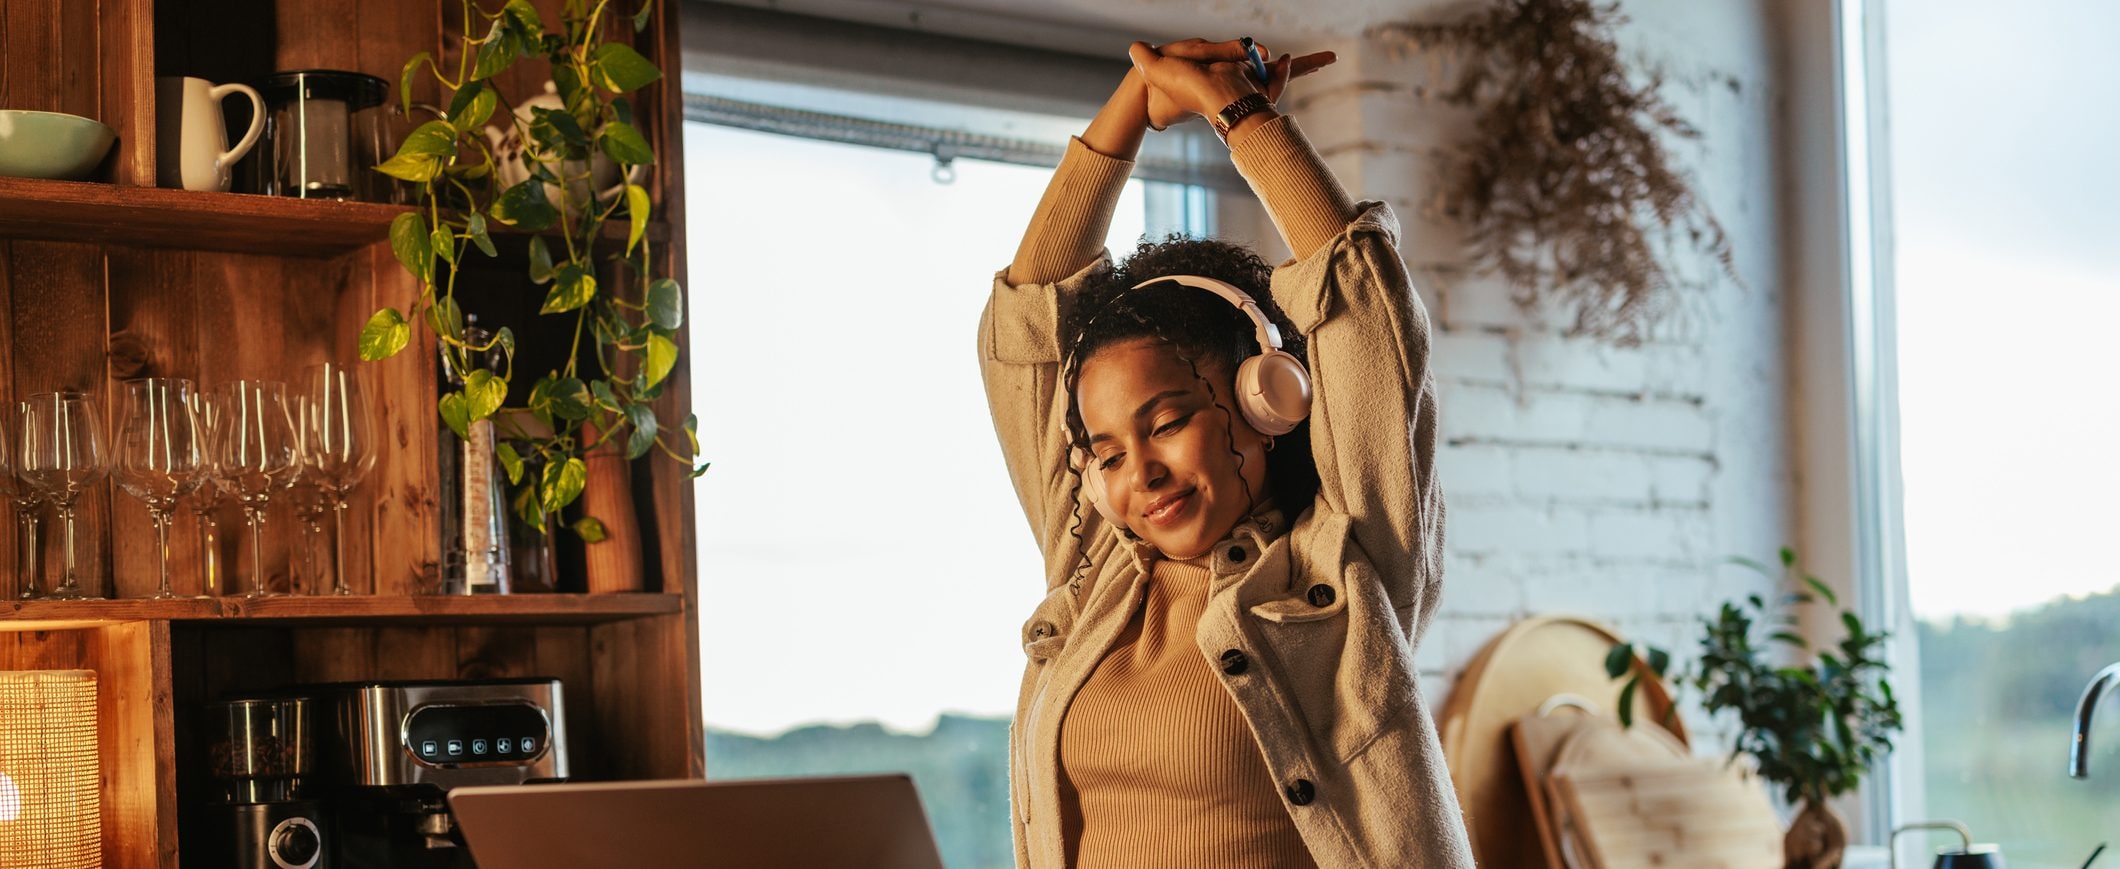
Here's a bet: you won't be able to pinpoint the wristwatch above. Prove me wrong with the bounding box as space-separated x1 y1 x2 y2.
1210 92 1273 144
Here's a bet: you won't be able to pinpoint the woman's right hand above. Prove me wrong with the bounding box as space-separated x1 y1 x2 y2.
1133 38 1336 130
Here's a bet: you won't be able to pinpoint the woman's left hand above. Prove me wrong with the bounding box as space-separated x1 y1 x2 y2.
1128 39 1336 126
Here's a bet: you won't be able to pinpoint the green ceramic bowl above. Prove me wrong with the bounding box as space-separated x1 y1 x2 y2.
0 110 117 180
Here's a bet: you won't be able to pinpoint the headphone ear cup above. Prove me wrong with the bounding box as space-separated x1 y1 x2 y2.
1235 351 1312 436
1077 452 1126 529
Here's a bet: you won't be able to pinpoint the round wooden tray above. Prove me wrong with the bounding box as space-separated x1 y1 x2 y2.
1436 616 1690 868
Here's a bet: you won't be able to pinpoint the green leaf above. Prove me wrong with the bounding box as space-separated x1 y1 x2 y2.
466 212 498 258
688 461 711 479
1616 677 1639 728
591 43 663 93
464 369 506 421
681 413 699 453
1841 611 1864 641
437 391 472 440
542 263 597 313
388 212 432 282
444 84 488 131
590 379 623 412
554 64 594 119
642 333 677 389
490 178 559 231
633 1 654 32
571 515 608 543
530 106 591 155
513 481 546 533
358 308 412 360
424 294 463 340
624 403 658 460
1803 574 1838 607
527 236 556 284
496 442 524 485
1770 630 1809 649
626 184 650 253
646 277 682 329
471 19 519 81
398 120 460 159
527 375 594 425
399 51 431 115
431 225 455 265
597 121 654 165
1779 546 1797 567
1645 646 1671 678
376 150 442 183
502 0 545 42
540 456 586 515
1603 643 1634 679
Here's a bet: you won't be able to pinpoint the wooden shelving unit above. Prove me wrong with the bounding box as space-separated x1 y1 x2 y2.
0 0 699 866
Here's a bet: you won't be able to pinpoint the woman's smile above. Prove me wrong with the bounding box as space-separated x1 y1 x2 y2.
1142 486 1197 527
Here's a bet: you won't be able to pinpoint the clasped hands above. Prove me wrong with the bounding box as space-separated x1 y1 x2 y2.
1127 38 1337 133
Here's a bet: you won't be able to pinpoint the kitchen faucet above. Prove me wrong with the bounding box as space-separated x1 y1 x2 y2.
2071 661 2120 778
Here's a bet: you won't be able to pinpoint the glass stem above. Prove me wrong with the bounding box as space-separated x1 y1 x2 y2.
153 509 173 596
15 512 38 600
58 503 79 593
248 506 267 597
196 509 219 596
332 498 351 595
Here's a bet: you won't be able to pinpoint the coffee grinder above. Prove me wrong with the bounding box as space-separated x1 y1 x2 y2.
207 697 328 869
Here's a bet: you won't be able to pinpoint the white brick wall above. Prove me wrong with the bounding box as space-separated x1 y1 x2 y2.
1278 0 1794 739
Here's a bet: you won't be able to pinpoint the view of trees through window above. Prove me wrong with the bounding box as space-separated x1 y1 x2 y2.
685 119 1173 868
1887 2 2120 864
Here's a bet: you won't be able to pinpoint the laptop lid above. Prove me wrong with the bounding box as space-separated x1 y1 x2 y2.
449 774 947 869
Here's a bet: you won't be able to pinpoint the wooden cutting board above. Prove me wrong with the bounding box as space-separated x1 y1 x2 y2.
1549 762 1783 869
1439 617 1690 869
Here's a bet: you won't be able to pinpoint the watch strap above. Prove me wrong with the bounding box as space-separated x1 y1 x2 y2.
1211 92 1272 143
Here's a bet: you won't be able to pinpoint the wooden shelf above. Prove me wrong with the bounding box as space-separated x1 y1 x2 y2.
0 177 409 256
0 593 683 628
0 176 672 259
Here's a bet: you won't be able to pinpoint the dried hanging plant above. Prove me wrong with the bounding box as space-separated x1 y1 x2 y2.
1376 0 1737 345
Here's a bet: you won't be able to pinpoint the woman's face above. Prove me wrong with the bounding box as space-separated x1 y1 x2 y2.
1076 337 1272 560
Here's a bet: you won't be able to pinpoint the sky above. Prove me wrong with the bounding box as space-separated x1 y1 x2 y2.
684 122 1147 736
1885 0 2120 620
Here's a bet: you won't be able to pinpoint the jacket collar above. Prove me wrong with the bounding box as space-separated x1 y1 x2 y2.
1122 497 1287 576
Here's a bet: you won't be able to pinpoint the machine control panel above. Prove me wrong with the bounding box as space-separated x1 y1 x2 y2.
405 703 550 766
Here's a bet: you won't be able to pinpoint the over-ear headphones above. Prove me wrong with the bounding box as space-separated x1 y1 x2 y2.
1073 274 1313 529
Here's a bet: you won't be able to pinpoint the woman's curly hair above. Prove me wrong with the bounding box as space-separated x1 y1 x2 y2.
1055 233 1319 581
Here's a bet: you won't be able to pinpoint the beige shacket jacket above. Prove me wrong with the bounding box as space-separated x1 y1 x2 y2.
978 114 1477 868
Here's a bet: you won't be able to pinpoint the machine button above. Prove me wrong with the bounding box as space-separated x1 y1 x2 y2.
472 739 489 756
447 739 464 756
522 736 538 753
497 738 513 754
421 740 439 757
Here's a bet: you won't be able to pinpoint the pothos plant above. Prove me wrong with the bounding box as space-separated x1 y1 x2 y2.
357 0 705 541
1605 548 1904 809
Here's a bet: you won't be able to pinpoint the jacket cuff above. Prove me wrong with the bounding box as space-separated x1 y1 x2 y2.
1005 137 1135 286
1229 114 1360 262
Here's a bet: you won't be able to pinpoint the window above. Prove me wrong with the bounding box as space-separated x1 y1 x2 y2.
1871 0 2120 863
683 87 1209 868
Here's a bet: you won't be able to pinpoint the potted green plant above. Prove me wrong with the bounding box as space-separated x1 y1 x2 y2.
358 0 706 560
1607 548 1904 869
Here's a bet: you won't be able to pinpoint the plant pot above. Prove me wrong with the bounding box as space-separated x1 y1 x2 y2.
1784 799 1847 869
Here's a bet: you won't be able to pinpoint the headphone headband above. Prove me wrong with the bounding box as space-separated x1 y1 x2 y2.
1129 275 1285 355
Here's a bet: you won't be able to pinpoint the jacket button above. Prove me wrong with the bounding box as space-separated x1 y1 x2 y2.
1219 649 1249 675
1285 779 1316 806
1306 584 1336 607
1029 621 1056 641
1227 545 1247 563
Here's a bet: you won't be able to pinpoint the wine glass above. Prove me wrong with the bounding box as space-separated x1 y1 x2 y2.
187 387 228 596
19 391 110 600
214 381 300 598
285 393 329 594
0 402 45 600
303 363 375 596
112 378 207 599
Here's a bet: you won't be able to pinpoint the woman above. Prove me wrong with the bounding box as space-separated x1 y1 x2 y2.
978 38 1476 867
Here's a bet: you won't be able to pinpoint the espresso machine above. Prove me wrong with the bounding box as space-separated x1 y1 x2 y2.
309 678 569 868
207 697 329 869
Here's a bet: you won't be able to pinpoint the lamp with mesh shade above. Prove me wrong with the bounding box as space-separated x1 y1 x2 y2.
0 670 99 867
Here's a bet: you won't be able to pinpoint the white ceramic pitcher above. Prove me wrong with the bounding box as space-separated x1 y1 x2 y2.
155 76 265 192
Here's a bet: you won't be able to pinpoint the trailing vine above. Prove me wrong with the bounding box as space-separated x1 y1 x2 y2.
358 0 705 540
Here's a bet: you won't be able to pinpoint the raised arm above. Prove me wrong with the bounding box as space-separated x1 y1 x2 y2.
1132 42 1445 640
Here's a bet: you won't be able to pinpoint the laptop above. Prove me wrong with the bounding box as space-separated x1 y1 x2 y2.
449 774 947 869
